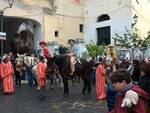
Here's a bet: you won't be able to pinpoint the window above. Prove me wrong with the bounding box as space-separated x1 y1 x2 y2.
97 14 110 22
79 24 84 33
54 31 59 37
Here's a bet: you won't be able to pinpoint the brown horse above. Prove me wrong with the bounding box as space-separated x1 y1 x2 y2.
46 54 77 96
46 55 92 96
74 58 92 94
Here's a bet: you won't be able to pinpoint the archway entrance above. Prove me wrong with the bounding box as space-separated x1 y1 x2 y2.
0 16 41 55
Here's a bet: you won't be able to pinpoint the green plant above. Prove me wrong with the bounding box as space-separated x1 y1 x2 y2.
113 27 150 60
139 31 150 53
113 28 141 49
85 43 105 58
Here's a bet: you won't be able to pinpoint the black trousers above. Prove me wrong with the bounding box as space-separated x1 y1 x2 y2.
15 71 21 87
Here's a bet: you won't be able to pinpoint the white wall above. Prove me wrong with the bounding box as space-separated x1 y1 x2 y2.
84 0 132 45
132 0 150 37
132 0 150 57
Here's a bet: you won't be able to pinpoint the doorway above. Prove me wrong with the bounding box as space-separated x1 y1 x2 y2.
0 16 41 55
97 26 110 45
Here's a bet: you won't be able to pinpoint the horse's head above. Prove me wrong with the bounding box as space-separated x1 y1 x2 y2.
16 53 27 66
17 53 26 62
16 53 38 68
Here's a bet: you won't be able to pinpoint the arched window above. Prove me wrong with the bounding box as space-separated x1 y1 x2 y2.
97 14 110 22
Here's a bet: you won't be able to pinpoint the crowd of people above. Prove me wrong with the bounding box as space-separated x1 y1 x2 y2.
0 40 150 113
92 55 150 113
0 41 50 96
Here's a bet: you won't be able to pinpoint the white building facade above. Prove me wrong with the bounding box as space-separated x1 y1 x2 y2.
84 0 150 46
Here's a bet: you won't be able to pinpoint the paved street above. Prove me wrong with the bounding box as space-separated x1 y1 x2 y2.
0 81 108 113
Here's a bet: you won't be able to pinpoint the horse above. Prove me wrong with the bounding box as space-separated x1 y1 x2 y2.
46 54 77 96
74 58 92 94
15 54 38 87
16 54 63 88
46 57 63 89
46 54 92 96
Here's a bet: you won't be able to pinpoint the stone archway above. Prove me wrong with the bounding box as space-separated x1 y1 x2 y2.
0 16 41 54
15 22 34 54
15 30 34 54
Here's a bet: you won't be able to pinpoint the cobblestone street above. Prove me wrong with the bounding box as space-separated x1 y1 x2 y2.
0 82 108 113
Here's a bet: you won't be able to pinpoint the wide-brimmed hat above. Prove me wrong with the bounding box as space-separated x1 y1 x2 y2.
39 41 47 46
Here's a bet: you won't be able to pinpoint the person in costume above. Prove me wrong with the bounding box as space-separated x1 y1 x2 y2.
36 56 47 100
96 57 106 100
39 41 51 59
0 55 14 95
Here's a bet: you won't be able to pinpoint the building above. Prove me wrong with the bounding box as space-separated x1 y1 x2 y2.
1 0 150 57
84 0 150 45
0 0 84 54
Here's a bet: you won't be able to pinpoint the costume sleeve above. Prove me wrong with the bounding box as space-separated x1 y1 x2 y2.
43 48 51 58
0 63 5 78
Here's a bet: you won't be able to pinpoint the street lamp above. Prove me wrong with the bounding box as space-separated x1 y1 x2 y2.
0 0 14 55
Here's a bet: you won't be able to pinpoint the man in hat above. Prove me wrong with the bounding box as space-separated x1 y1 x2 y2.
39 41 51 59
0 55 14 95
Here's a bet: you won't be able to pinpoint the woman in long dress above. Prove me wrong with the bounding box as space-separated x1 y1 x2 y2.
0 55 14 95
96 57 106 100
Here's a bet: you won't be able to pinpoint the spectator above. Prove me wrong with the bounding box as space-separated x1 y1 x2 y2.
131 59 141 82
109 69 149 113
138 63 150 109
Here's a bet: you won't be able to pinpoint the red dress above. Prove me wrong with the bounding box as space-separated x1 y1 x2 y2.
0 61 14 93
37 62 46 88
96 64 106 100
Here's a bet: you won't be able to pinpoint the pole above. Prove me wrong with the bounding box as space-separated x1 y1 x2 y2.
0 0 14 56
0 13 4 56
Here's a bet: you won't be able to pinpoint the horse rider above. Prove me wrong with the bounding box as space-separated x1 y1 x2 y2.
39 41 51 59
